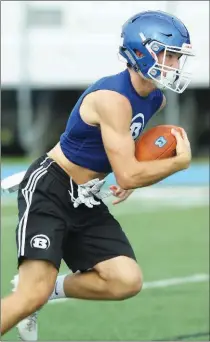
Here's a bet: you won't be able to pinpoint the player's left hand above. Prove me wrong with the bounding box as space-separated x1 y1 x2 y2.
110 185 134 205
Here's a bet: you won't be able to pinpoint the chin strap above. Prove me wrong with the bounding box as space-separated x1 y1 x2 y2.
153 70 177 90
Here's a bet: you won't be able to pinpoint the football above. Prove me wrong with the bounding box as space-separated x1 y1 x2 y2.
135 125 183 161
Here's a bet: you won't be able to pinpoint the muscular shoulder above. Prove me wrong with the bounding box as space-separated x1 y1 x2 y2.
93 90 132 126
94 90 131 111
80 90 132 127
83 90 132 125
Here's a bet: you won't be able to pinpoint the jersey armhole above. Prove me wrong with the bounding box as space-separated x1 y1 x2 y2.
154 90 165 113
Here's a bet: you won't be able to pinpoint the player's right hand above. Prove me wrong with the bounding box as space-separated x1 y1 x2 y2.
171 128 192 169
109 185 134 205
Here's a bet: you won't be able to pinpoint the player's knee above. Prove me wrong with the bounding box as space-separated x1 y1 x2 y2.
125 269 143 297
17 280 53 314
17 260 57 313
17 283 51 314
17 268 56 313
112 268 143 299
96 256 143 300
28 282 51 310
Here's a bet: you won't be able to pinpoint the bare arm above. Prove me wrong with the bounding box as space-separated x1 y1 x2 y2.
95 90 191 190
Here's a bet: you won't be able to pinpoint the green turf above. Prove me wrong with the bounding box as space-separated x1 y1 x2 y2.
1 200 209 341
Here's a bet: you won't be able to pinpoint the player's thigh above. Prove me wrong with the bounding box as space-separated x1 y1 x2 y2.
63 203 138 274
16 156 67 271
16 211 66 271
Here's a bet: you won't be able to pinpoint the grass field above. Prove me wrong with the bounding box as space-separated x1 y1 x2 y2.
1 187 209 341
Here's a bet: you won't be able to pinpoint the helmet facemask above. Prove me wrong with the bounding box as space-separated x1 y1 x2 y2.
146 41 194 93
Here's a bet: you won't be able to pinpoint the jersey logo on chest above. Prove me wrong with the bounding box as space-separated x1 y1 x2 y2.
130 113 145 140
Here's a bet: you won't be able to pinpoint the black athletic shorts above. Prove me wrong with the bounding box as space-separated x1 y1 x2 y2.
16 155 136 272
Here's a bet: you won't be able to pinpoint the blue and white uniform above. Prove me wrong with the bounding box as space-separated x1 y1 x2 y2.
60 69 163 173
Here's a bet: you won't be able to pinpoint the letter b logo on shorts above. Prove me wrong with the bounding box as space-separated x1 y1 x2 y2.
30 235 50 250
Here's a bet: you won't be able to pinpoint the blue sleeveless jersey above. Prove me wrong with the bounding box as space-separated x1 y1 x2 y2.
60 69 163 173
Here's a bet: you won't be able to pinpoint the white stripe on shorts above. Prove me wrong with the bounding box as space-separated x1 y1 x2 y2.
18 157 55 257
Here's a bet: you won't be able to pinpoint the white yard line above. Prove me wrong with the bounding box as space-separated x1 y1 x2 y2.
142 273 209 289
49 273 209 304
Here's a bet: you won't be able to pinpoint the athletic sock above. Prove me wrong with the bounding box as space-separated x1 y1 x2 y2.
49 274 67 300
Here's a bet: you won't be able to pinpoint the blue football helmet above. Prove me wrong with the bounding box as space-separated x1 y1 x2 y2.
119 11 194 93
